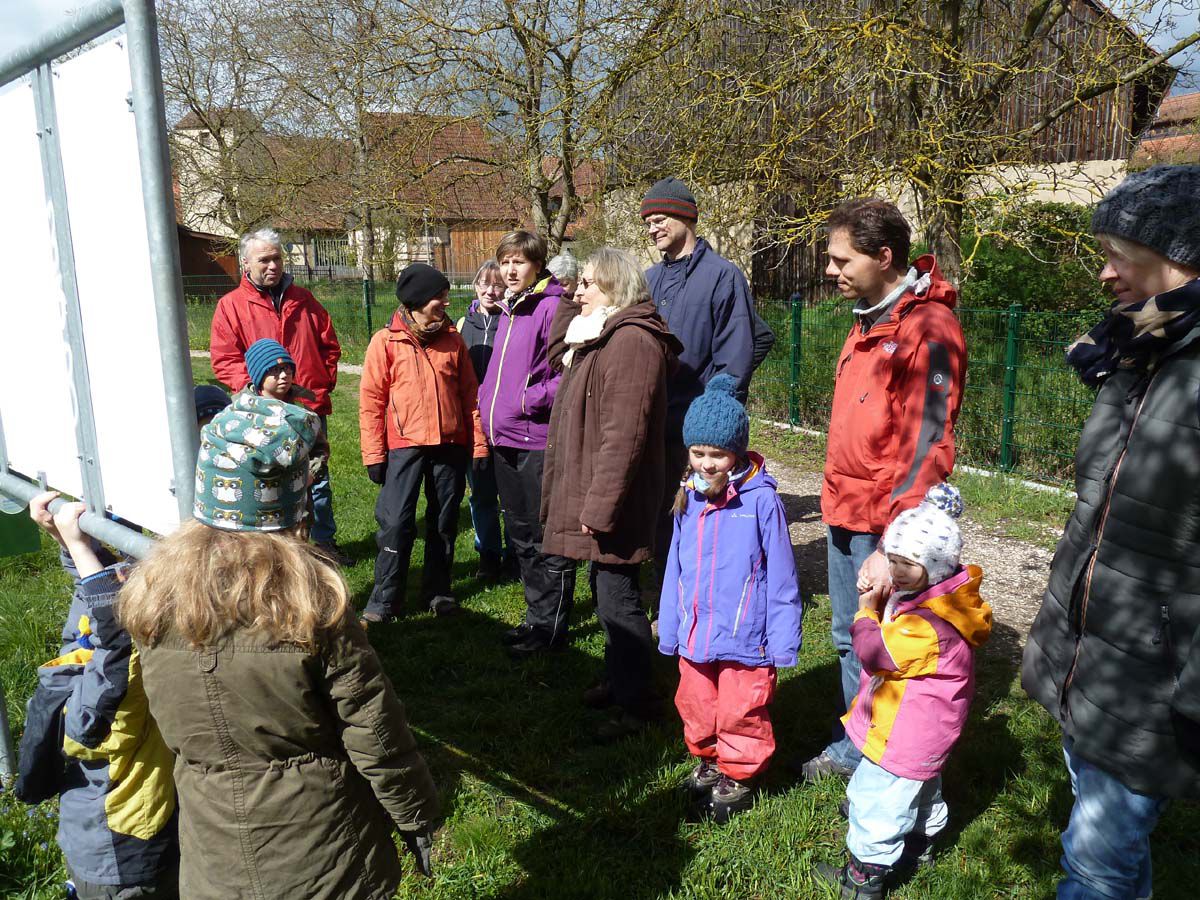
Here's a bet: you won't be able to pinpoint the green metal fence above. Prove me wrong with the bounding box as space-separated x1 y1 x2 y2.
182 275 475 366
751 297 1100 485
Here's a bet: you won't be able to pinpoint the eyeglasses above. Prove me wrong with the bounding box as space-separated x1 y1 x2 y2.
578 277 595 290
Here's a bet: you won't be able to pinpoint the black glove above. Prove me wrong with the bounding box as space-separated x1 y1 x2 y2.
401 828 433 877
367 462 387 485
471 456 490 479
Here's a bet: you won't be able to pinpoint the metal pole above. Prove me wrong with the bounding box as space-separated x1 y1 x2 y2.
0 680 14 785
789 292 802 427
124 0 198 521
0 0 123 88
362 276 373 334
31 63 108 518
0 471 155 558
1000 303 1023 472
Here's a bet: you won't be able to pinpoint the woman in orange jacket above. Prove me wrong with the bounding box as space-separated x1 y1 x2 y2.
359 263 488 623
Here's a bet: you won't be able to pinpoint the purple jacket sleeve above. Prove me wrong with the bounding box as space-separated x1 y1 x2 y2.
657 513 685 657
762 490 802 667
851 612 901 674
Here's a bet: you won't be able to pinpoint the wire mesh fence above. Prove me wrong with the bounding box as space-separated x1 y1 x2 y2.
185 274 1097 484
751 297 1099 485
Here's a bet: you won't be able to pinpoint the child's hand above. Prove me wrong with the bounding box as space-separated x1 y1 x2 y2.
53 502 88 547
28 491 64 547
52 502 104 579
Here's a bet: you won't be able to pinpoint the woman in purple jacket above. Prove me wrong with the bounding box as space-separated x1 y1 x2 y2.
658 375 802 823
477 231 576 657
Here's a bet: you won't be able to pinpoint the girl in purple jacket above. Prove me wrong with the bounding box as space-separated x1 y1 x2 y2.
816 483 991 899
657 374 802 823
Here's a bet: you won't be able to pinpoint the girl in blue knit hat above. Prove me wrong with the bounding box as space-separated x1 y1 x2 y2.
657 374 803 822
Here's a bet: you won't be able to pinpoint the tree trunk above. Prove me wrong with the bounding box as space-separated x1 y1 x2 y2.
919 186 965 286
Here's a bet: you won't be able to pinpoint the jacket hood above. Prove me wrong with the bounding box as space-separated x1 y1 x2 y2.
599 301 684 355
895 254 957 316
385 307 459 340
685 450 777 503
902 564 991 647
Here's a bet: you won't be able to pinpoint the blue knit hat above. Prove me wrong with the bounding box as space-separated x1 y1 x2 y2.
245 339 295 390
682 374 748 455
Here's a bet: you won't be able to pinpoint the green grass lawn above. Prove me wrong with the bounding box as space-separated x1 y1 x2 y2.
2 362 1199 898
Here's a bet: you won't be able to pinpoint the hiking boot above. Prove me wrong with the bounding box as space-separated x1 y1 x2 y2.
358 611 397 628
799 750 857 783
582 680 614 709
428 595 460 616
813 855 890 899
592 709 653 744
313 540 350 566
501 623 534 645
708 774 756 824
898 832 936 871
682 759 722 800
506 630 567 660
475 553 503 580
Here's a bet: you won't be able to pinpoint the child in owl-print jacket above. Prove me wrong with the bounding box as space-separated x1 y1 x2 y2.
242 338 329 477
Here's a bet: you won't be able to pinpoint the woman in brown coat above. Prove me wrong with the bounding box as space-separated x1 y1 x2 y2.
541 247 682 741
119 391 440 900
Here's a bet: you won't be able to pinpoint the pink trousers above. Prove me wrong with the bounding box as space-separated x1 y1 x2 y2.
675 657 777 780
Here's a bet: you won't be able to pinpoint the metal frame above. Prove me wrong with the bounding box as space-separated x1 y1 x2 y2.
0 0 194 780
0 0 196 557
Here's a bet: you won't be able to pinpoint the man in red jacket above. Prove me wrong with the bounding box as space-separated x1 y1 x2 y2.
209 228 344 560
799 199 966 783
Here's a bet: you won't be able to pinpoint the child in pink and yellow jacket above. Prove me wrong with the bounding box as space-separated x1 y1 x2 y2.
816 483 991 898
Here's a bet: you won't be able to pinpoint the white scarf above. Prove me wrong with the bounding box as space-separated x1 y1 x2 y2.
562 306 614 368
853 266 931 327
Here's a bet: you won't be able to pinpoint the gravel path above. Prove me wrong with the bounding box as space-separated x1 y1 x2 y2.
769 461 1053 661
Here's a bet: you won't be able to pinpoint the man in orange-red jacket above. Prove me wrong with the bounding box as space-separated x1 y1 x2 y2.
209 228 343 559
799 199 967 782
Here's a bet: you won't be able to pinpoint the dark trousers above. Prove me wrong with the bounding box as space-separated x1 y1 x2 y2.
595 562 654 715
493 445 576 642
366 444 468 617
655 439 690 574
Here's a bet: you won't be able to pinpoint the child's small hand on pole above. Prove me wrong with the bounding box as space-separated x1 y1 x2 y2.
52 501 104 579
28 490 64 547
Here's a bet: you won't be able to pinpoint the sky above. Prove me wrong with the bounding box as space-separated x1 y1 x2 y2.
1 0 1197 91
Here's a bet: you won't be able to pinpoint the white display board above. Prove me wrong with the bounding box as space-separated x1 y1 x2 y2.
0 34 181 536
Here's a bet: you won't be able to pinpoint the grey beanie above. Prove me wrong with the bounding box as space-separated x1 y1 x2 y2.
1091 165 1200 271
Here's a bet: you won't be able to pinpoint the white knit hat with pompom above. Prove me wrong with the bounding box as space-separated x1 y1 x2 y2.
882 483 964 586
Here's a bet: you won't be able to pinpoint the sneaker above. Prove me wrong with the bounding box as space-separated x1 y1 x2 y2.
683 759 721 800
592 709 653 744
428 595 460 616
813 855 890 899
799 750 857 783
501 623 534 645
582 680 614 709
313 540 350 566
708 774 756 824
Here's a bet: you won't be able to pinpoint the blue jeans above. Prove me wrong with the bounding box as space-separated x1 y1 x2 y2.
310 415 336 543
1057 737 1168 900
847 757 948 867
823 525 879 768
467 454 506 559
